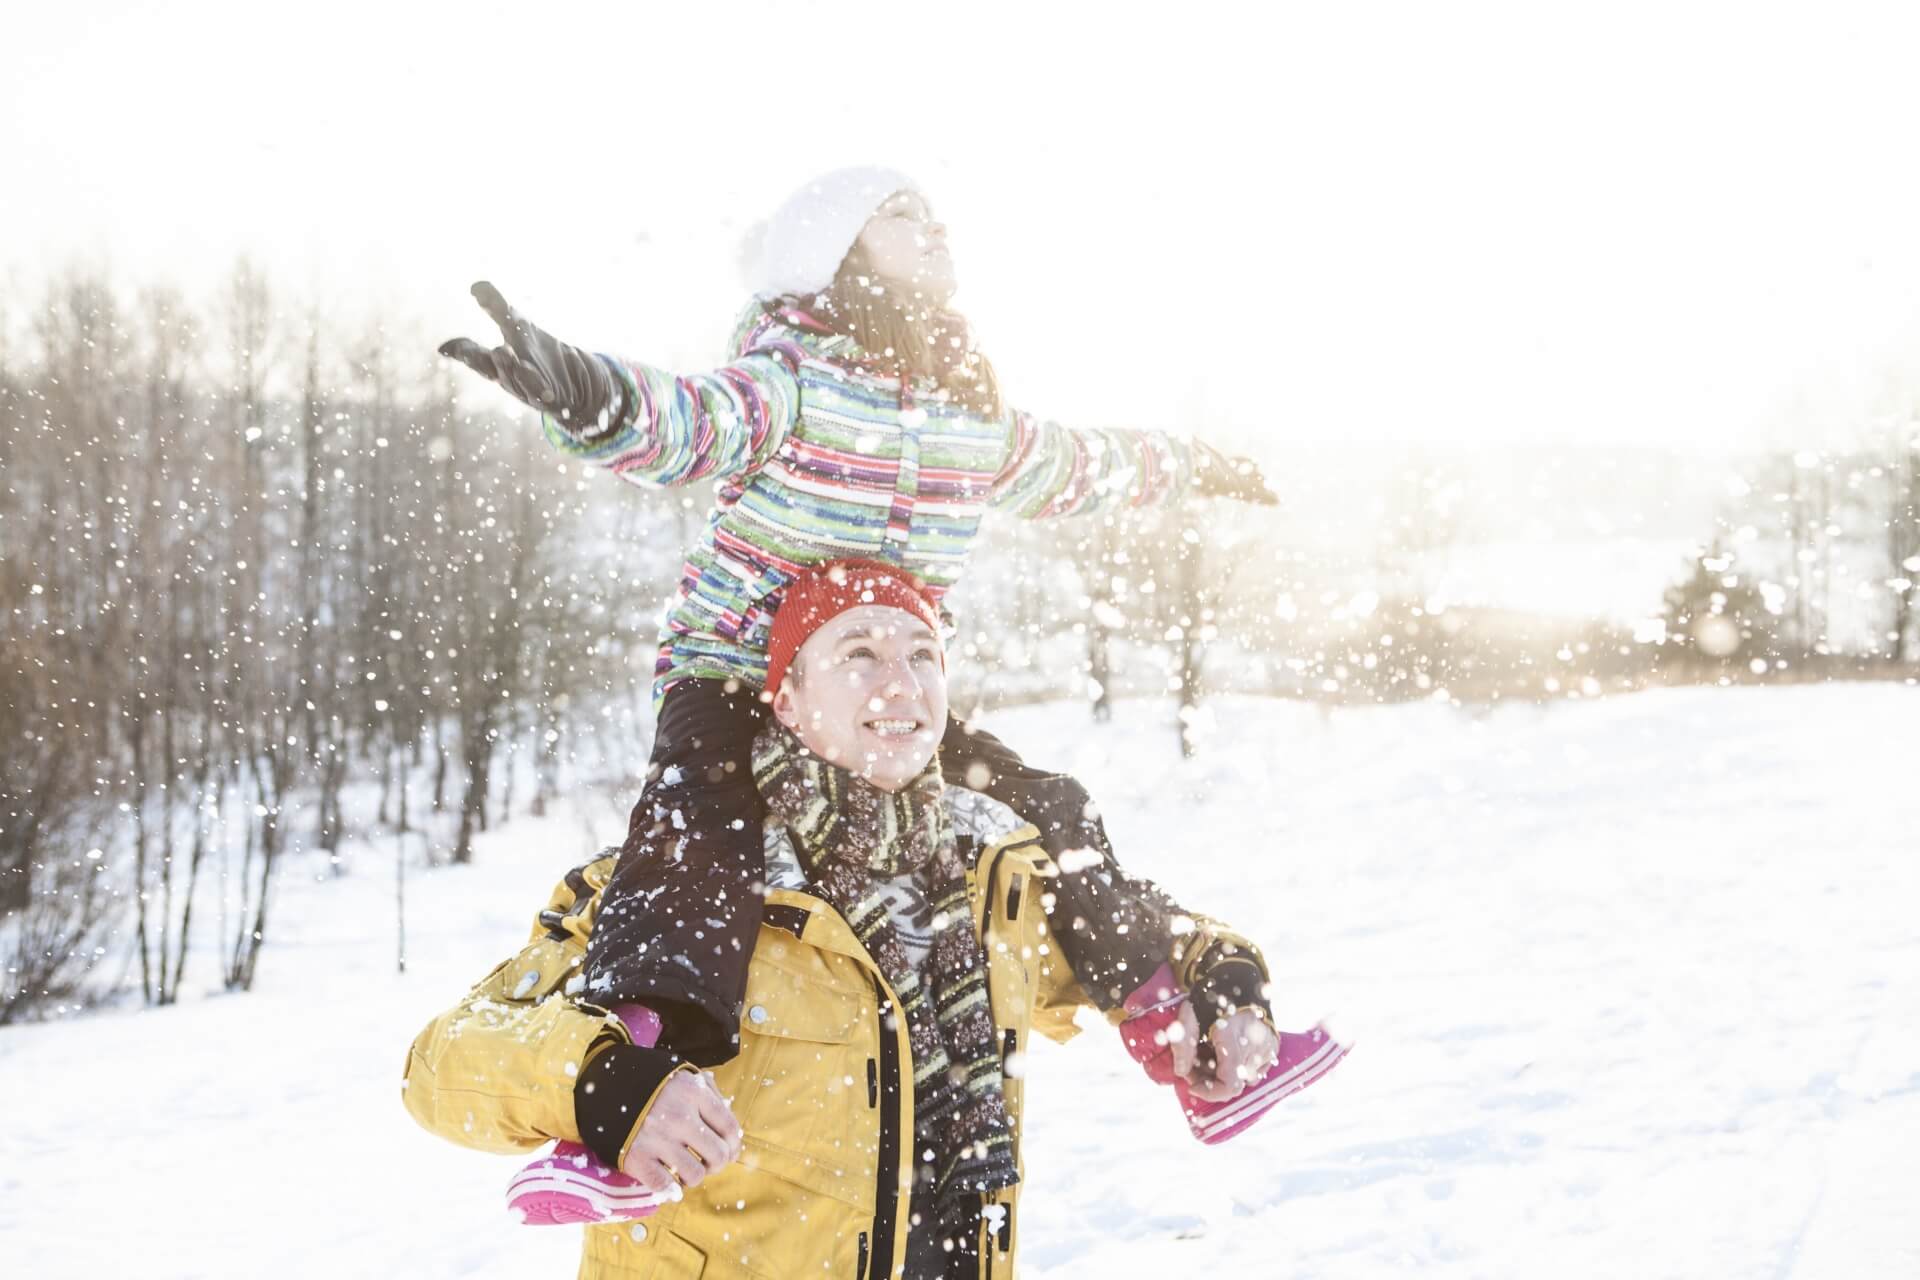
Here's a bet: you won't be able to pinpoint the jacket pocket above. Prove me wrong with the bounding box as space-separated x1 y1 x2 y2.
984 846 1057 1014
476 937 580 1005
586 1220 706 1276
739 958 863 1043
636 1171 867 1278
719 952 878 1212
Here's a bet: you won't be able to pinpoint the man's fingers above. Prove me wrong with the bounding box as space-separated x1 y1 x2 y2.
1242 1018 1279 1068
1168 1035 1194 1080
695 1078 745 1157
680 1119 735 1175
631 1127 706 1189
653 1138 708 1189
1185 1072 1241 1103
1211 1015 1279 1088
667 1080 737 1170
622 1153 678 1196
1168 1004 1198 1078
634 1074 743 1186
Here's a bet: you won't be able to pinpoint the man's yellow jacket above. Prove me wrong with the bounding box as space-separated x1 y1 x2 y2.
404 797 1114 1279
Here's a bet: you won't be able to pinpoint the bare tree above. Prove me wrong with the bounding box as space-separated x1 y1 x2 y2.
1884 427 1920 663
122 283 205 1004
0 257 642 1015
1073 514 1119 722
1 271 132 1019
448 423 551 863
216 257 305 992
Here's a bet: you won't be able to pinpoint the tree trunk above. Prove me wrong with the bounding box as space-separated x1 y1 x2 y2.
432 715 448 814
395 741 408 976
168 753 211 1004
155 703 177 1004
1176 535 1202 759
1890 443 1919 662
131 710 154 1004
451 723 492 865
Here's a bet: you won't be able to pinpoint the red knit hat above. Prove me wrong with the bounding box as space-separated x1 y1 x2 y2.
761 559 945 696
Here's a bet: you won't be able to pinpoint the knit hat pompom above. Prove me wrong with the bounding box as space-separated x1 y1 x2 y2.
762 559 945 696
747 166 921 301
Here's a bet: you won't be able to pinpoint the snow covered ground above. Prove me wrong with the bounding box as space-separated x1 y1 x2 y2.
3 685 1917 1278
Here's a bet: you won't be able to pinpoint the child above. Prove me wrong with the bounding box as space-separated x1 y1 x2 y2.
439 165 1278 1070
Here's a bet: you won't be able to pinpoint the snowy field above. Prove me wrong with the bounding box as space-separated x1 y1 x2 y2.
3 685 1917 1278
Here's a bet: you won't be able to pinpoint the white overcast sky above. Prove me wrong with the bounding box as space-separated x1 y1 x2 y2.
9 0 1920 452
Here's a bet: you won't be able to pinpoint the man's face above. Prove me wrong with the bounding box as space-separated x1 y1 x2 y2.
771 604 948 791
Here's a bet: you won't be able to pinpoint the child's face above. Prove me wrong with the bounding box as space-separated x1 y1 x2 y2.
771 605 948 791
854 190 957 304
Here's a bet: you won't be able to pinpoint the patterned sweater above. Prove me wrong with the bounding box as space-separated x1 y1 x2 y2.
543 301 1206 695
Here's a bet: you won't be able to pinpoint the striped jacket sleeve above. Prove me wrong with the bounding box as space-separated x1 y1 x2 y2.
986 408 1199 519
541 350 800 488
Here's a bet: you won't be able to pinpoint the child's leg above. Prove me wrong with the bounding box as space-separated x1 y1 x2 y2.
583 679 767 1066
940 718 1184 1011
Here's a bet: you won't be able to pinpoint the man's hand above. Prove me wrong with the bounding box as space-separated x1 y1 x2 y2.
1181 1007 1280 1103
438 281 626 432
1164 1000 1204 1081
617 1070 744 1196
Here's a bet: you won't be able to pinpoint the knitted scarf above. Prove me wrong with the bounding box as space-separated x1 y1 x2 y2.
750 721 1019 1205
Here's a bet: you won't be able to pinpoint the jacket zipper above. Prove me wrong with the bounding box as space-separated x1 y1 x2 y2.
868 976 902 1278
844 837 1026 1278
973 842 1014 1278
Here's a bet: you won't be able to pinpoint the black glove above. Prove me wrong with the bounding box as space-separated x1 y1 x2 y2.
1191 441 1279 506
438 282 628 436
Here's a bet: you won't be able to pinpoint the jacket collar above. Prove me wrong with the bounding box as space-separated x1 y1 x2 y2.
727 298 859 366
727 298 982 388
763 821 1045 969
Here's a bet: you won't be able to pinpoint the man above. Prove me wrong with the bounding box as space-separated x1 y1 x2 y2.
403 561 1331 1278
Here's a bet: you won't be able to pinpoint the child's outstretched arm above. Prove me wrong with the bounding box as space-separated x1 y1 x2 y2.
987 406 1277 520
440 281 800 489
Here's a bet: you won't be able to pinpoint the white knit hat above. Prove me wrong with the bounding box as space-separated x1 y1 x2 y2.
742 165 920 301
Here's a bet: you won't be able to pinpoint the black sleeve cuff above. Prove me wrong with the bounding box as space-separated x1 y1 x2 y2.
631 993 742 1068
573 1039 688 1169
1191 956 1271 1038
554 354 632 447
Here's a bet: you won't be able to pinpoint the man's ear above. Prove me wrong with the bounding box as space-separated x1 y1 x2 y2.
770 677 802 733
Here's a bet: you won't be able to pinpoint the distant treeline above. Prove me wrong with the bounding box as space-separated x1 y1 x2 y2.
3 260 1916 1023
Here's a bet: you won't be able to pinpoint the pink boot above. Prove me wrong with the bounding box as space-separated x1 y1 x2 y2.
1118 964 1188 1086
506 1004 672 1226
1119 965 1350 1145
1174 1023 1349 1145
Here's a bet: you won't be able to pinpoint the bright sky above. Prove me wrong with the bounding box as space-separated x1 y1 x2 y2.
10 1 1920 451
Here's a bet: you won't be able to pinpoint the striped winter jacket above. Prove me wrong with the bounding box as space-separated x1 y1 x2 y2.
541 303 1206 695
